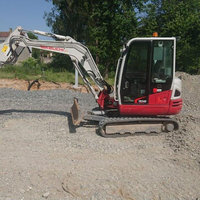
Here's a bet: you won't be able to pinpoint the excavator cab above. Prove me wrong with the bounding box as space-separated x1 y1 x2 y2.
115 37 182 116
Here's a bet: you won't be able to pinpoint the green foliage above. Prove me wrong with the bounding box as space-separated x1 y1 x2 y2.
0 57 115 84
31 49 40 60
48 54 74 72
41 71 77 84
0 57 72 84
0 58 44 80
44 0 200 75
45 0 140 77
139 0 200 74
87 1 138 77
27 32 38 40
27 32 41 59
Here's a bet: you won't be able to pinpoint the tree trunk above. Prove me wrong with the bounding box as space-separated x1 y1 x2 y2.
95 39 99 65
104 65 109 79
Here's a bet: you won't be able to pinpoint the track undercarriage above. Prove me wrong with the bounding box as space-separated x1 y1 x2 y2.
98 117 178 138
71 98 179 138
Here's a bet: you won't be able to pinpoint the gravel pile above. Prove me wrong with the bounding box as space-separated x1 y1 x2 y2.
165 72 200 163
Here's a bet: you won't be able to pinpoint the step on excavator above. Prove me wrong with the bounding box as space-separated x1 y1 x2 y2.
0 27 182 137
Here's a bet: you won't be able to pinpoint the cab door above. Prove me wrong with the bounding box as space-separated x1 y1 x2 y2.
119 40 151 105
150 40 174 95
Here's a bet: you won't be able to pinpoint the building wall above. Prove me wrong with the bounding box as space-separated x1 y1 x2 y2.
0 37 8 43
16 48 32 64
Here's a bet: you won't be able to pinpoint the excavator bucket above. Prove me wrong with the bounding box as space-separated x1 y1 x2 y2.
70 98 82 125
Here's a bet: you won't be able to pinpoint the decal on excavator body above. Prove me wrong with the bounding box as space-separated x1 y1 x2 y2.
40 46 66 52
1 45 8 53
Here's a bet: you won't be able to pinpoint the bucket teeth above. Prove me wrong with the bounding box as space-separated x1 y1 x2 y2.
70 98 82 125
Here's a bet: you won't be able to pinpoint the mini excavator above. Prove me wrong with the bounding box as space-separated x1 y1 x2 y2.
0 27 182 137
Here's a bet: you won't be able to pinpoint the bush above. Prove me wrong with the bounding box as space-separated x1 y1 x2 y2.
0 58 46 80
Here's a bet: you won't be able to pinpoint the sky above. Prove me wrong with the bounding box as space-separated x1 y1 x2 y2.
0 0 53 33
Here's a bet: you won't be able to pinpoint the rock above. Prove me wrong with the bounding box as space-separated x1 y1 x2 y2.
42 192 50 199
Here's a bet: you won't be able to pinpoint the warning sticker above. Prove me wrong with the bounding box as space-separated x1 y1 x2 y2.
1 45 8 53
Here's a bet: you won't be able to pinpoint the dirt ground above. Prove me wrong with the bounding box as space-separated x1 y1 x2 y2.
0 78 90 93
0 75 199 200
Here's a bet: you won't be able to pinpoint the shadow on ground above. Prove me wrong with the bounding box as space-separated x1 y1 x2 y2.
0 109 79 133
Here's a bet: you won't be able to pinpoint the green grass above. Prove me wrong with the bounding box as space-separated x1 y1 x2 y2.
0 64 82 84
0 58 114 86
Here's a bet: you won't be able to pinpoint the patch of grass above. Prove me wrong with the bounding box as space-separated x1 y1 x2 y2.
0 71 16 79
42 70 85 84
0 57 115 86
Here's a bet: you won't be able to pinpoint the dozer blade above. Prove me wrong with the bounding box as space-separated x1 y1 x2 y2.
70 98 83 125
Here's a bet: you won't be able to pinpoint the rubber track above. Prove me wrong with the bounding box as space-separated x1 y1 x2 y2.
98 117 179 138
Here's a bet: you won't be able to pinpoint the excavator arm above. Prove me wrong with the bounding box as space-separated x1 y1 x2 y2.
0 27 112 99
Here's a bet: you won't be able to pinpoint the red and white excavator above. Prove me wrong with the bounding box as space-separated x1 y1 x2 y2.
0 27 182 137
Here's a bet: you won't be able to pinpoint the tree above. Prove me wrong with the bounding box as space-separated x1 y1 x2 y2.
86 1 138 77
139 0 200 74
45 0 141 77
45 0 200 75
44 0 92 71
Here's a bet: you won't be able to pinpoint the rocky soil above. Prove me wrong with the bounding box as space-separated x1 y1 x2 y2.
0 72 199 200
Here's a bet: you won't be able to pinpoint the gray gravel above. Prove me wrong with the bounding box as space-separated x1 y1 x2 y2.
0 88 96 127
0 88 96 111
0 73 200 200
